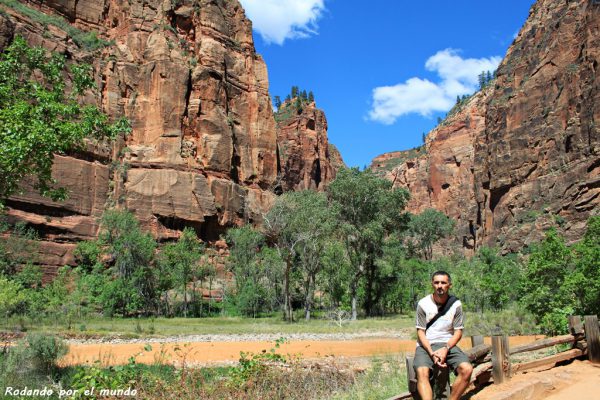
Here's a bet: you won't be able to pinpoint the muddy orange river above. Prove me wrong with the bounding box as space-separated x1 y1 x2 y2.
61 335 543 366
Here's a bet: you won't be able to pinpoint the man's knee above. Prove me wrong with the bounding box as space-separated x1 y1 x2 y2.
416 367 430 381
457 362 473 378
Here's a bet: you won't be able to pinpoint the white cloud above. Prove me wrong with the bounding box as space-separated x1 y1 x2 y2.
368 49 502 125
239 0 325 45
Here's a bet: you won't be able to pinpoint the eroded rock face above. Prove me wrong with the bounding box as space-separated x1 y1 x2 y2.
474 0 600 252
1 0 333 271
371 91 489 253
275 101 341 192
371 0 600 254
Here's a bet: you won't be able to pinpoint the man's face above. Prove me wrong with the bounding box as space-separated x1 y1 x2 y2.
432 274 451 297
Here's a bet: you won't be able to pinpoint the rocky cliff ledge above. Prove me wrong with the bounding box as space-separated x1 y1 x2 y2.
275 100 342 192
371 0 599 253
0 0 340 272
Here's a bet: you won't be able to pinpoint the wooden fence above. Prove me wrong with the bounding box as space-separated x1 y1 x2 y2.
388 315 600 400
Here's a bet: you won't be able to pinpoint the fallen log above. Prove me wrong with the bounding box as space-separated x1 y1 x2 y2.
384 391 412 400
512 348 584 373
509 334 579 355
465 343 491 361
470 361 492 384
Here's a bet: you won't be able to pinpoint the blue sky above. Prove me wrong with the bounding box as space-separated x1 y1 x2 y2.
239 0 535 168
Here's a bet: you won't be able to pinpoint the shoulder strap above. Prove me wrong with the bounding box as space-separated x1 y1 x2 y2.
425 295 458 331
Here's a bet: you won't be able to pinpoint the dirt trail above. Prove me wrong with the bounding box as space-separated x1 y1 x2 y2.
472 359 600 400
61 335 543 367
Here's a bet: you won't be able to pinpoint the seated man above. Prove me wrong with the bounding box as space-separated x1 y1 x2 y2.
414 271 473 400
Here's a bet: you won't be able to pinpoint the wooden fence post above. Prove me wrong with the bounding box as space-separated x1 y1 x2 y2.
491 335 510 384
568 315 583 336
584 315 600 364
471 335 484 347
405 355 418 396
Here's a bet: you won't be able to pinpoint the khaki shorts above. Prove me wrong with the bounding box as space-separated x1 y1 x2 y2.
414 343 470 373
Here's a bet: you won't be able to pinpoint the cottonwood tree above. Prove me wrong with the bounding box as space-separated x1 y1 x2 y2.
0 37 129 204
98 210 157 316
263 191 336 321
407 208 455 260
159 227 203 317
327 168 410 319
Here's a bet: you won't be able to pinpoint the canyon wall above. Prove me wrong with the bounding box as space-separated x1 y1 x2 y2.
0 0 339 273
372 0 599 253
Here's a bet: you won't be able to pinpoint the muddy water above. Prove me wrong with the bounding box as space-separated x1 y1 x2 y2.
61 335 544 366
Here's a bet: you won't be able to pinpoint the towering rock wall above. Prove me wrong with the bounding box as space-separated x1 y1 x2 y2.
0 0 340 273
371 0 599 253
474 0 599 251
275 101 342 192
371 90 489 253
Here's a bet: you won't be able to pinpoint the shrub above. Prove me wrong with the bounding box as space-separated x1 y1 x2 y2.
26 333 68 375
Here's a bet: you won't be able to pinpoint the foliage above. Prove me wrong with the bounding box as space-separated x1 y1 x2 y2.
0 0 111 50
26 333 68 375
406 208 455 260
228 337 289 386
0 275 26 316
98 210 157 316
465 306 539 336
226 226 283 317
327 167 410 319
265 190 338 320
159 228 204 317
0 36 129 203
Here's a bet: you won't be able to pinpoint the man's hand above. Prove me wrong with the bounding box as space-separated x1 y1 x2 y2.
432 346 449 368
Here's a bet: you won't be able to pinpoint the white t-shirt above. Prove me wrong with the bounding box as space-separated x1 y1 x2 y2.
415 294 464 346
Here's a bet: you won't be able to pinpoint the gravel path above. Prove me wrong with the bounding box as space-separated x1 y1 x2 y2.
65 330 414 345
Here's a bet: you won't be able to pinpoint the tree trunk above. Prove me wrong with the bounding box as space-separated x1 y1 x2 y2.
350 278 358 321
183 284 187 318
283 258 293 322
304 273 315 321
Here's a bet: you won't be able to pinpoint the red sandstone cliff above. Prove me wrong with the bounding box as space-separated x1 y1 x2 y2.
275 100 342 192
371 0 599 253
0 0 340 273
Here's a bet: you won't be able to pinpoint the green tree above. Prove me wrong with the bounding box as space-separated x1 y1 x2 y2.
407 208 455 260
0 276 26 318
159 227 203 317
226 225 279 317
565 216 600 315
274 95 282 110
98 210 157 316
291 86 299 99
327 168 410 319
0 36 130 203
308 91 314 103
520 228 573 330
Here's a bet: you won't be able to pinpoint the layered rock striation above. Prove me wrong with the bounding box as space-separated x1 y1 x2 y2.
0 0 340 271
371 0 599 253
275 100 342 192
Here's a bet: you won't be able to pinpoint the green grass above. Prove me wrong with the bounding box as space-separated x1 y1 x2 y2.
0 0 111 50
331 355 409 400
1 314 414 338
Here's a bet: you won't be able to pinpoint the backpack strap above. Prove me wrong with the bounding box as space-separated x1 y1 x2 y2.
425 295 458 331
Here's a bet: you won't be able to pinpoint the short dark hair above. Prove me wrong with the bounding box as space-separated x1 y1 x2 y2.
431 270 451 283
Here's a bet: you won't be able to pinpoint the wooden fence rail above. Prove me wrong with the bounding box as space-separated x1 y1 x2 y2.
387 314 600 400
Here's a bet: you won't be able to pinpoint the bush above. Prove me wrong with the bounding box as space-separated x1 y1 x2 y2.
26 333 68 375
466 307 539 336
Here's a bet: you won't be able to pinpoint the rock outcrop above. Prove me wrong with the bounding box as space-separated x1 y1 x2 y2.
0 0 340 271
275 100 342 192
371 0 599 253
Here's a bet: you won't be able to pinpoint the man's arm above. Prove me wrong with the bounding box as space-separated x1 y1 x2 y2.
432 328 463 365
417 328 436 358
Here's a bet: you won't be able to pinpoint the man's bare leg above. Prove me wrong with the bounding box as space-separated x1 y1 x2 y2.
416 367 433 400
449 362 473 400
